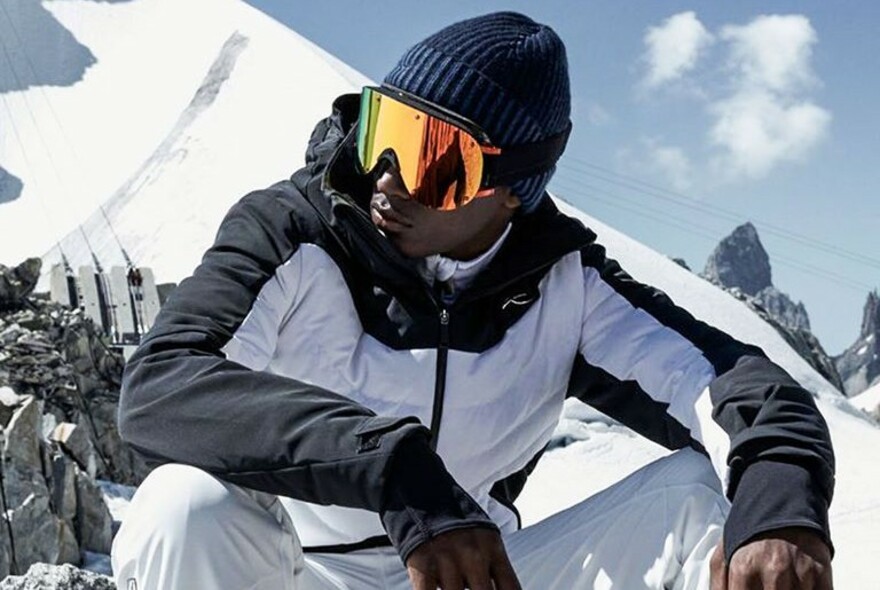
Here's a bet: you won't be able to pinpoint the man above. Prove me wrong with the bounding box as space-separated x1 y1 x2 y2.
111 12 834 590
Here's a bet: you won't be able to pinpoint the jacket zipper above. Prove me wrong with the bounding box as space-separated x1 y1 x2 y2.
428 308 450 451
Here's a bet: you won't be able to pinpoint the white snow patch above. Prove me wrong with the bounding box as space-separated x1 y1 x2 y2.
852 383 880 414
98 479 136 524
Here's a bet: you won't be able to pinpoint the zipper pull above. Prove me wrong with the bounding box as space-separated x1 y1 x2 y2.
439 309 450 344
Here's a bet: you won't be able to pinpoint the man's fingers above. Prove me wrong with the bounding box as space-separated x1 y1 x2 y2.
404 528 520 590
407 568 435 590
372 213 410 234
385 191 428 217
464 573 493 590
795 574 816 590
816 561 833 590
799 545 833 590
436 556 465 590
796 555 833 590
728 566 762 590
490 556 523 590
454 550 491 590
370 198 413 231
763 566 798 590
710 540 727 590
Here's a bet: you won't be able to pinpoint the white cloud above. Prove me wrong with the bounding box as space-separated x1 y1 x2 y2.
634 12 831 183
720 15 818 94
642 11 714 88
709 90 831 179
709 15 829 180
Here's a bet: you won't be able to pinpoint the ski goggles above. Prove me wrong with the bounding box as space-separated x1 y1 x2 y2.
356 85 571 210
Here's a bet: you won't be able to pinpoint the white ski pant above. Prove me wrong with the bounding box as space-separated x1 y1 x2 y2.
111 448 728 589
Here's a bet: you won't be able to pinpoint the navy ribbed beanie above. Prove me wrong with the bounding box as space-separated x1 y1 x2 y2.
383 11 571 214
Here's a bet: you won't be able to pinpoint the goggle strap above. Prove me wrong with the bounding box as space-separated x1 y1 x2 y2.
483 122 572 186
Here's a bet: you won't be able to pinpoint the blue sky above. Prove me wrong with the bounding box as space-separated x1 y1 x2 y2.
246 0 879 355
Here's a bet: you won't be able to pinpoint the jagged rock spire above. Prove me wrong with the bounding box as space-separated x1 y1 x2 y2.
836 290 880 396
860 290 879 338
702 223 843 387
703 222 772 297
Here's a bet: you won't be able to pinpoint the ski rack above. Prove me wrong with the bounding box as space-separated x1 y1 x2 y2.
49 264 162 360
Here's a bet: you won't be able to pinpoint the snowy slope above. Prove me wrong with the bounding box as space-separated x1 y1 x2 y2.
0 0 369 282
2 1 878 585
852 382 880 414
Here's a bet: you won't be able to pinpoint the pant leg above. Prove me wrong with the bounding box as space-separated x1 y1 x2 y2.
504 448 729 590
111 463 365 590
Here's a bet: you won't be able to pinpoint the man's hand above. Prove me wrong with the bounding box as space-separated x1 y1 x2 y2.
405 527 521 590
710 527 832 589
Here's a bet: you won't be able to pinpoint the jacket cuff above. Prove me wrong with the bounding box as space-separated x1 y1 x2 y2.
379 433 498 563
724 460 833 563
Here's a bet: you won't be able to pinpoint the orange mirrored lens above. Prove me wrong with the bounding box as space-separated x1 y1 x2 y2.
358 88 486 210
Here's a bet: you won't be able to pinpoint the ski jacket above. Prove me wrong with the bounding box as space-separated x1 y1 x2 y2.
118 94 834 564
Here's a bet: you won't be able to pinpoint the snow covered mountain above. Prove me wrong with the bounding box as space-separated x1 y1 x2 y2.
836 290 880 396
1 0 878 585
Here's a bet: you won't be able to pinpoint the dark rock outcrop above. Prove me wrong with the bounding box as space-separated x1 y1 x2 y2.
0 258 148 580
703 223 843 391
753 287 811 333
836 291 880 396
0 391 114 578
703 223 772 297
0 260 41 312
0 260 146 486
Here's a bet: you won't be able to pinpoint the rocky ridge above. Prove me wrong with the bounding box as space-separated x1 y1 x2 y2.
0 258 149 586
702 223 844 392
835 291 880 396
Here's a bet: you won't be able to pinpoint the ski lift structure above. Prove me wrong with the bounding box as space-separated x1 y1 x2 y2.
48 253 162 361
0 9 165 361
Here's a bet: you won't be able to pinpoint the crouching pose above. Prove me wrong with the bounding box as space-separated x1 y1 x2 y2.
112 11 834 590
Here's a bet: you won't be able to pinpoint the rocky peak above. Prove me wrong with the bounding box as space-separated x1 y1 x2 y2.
703 222 772 297
836 290 880 396
702 223 843 390
703 222 811 333
860 290 879 338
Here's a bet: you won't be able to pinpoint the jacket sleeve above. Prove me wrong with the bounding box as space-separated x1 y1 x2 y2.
118 186 494 560
570 242 835 562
